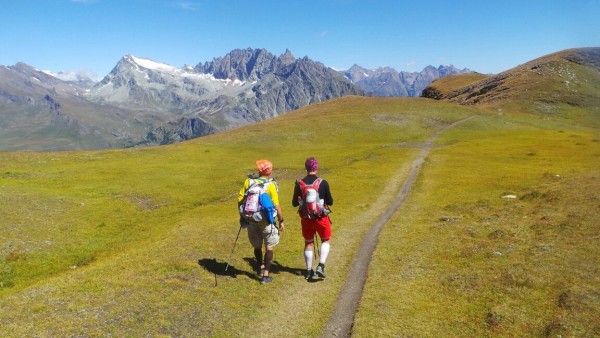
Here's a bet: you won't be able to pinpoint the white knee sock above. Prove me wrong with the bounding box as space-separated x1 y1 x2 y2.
304 249 313 270
320 241 330 264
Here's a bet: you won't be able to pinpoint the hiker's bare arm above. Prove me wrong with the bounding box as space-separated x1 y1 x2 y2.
275 205 285 231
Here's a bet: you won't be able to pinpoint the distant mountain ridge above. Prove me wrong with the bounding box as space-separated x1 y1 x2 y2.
341 64 472 97
0 49 363 150
1 47 473 151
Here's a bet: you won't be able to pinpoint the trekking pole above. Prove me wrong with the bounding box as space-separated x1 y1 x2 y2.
224 222 244 273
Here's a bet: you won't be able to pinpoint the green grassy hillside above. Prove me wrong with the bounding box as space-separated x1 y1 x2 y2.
354 113 600 337
1 48 599 336
354 48 600 336
0 96 478 336
424 48 600 127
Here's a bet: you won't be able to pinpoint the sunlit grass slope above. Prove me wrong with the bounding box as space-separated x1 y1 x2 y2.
0 96 477 336
425 48 600 129
355 96 600 334
422 72 489 99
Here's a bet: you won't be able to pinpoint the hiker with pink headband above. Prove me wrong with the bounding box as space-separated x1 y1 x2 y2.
292 157 334 281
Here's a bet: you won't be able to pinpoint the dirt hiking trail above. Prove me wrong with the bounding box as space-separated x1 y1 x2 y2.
322 116 477 337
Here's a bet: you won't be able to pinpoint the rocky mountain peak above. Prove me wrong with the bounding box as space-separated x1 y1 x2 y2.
10 62 37 73
279 49 295 64
197 48 277 81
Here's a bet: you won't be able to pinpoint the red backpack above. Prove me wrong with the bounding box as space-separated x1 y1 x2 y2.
297 178 329 219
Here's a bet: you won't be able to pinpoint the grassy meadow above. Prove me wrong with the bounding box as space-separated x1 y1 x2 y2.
2 89 599 337
1 97 480 336
354 109 600 336
3 48 599 337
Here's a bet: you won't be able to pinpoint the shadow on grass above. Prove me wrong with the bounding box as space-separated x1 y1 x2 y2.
307 276 325 283
242 257 306 278
197 258 255 280
197 257 307 281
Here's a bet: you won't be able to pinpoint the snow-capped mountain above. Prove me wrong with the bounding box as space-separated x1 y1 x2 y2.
90 54 241 111
86 49 362 145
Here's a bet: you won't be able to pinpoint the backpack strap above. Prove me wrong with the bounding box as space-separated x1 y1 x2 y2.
245 178 258 194
297 179 307 192
247 177 270 192
258 177 274 193
312 178 323 191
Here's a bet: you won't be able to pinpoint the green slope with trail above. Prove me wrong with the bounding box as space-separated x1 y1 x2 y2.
354 112 600 336
354 48 600 336
1 48 598 336
0 97 476 336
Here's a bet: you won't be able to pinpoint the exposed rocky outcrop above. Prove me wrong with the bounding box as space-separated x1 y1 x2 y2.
146 117 216 145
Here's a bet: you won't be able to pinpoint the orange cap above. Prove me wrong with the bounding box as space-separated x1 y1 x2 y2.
256 159 273 175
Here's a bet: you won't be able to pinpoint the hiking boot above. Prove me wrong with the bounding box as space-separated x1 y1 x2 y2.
316 264 326 278
304 269 314 280
260 276 273 284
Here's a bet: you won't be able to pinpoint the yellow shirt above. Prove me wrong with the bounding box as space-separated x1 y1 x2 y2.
238 177 280 206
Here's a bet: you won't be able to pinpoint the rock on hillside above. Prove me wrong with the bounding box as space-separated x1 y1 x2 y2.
145 117 216 145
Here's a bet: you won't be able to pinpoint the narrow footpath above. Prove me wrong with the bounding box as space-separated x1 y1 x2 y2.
322 116 477 337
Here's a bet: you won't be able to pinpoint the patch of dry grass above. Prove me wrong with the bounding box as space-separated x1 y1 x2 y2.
423 72 490 98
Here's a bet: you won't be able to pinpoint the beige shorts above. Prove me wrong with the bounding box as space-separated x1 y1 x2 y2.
247 222 280 249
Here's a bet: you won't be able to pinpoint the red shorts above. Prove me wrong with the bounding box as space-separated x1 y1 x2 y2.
301 216 332 242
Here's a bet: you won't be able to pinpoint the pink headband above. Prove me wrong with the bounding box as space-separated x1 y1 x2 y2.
305 157 318 172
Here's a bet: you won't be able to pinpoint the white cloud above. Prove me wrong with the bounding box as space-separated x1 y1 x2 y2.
45 69 100 82
174 1 199 11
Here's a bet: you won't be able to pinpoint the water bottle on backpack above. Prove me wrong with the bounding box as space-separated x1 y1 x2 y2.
297 178 328 219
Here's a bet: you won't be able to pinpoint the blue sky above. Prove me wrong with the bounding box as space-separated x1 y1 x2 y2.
1 0 598 80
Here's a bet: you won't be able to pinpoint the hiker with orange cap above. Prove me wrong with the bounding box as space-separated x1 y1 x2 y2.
292 157 334 281
238 159 285 284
